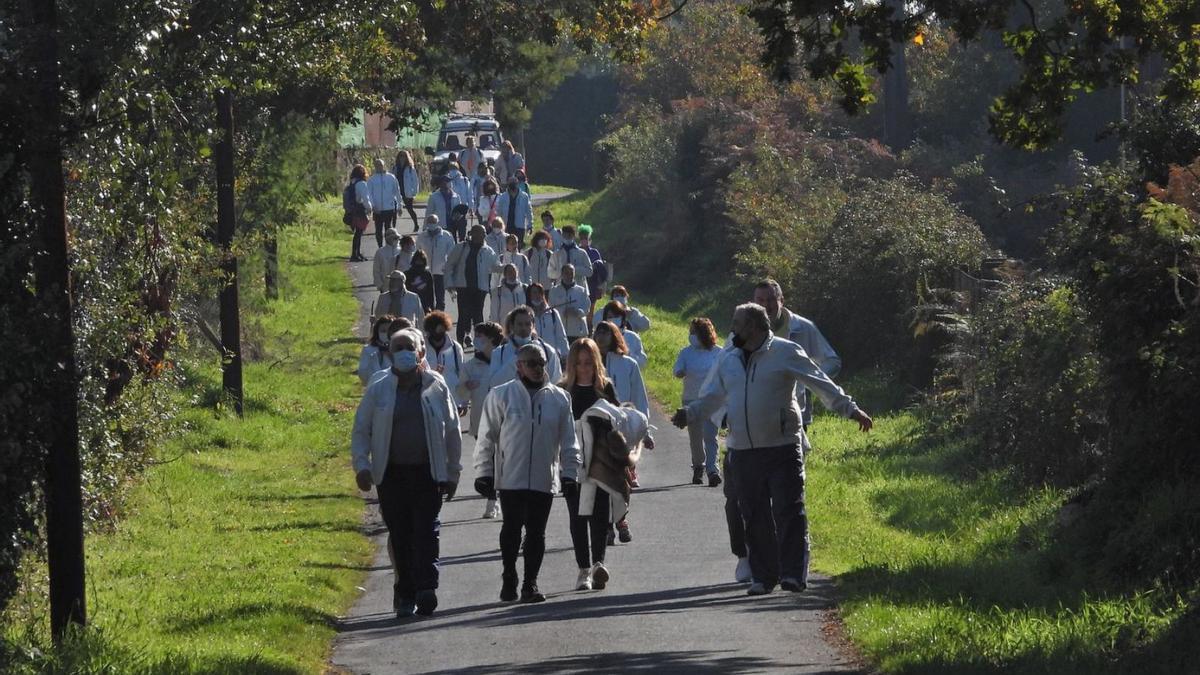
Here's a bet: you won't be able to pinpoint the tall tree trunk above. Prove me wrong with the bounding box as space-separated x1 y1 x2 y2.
264 226 279 301
215 89 244 416
27 0 87 640
883 0 911 149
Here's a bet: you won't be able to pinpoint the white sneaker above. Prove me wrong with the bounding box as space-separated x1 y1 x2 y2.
734 557 752 583
482 499 500 519
591 562 610 590
575 568 592 590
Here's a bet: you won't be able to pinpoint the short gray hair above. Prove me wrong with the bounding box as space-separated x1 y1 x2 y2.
390 328 425 353
735 302 771 332
373 158 387 172
425 214 439 225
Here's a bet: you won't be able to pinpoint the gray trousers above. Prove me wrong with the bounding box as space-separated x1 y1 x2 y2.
728 443 809 586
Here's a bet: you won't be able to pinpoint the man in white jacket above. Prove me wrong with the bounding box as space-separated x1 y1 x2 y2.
376 270 423 325
367 159 401 249
475 344 581 604
548 264 592 343
549 225 593 283
373 228 403 292
753 279 842 426
351 328 462 619
444 224 498 345
494 178 533 247
488 305 563 387
417 215 456 311
672 303 872 597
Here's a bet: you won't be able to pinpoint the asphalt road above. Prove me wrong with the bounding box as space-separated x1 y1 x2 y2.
330 196 860 674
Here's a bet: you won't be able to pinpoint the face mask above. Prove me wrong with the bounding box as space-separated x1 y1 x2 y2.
504 280 517 289
378 330 391 344
512 335 530 346
688 334 701 348
536 241 547 249
530 298 544 308
563 238 575 246
402 246 414 254
613 295 628 304
393 350 419 372
493 228 503 236
427 224 440 232
731 333 747 349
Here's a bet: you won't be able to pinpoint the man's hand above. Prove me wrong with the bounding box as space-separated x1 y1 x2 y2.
671 408 689 429
439 482 458 501
851 409 873 433
474 476 495 497
355 470 373 492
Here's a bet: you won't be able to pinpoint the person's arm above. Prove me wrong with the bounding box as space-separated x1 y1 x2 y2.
628 360 650 418
357 347 375 385
673 348 688 379
575 250 593 279
628 307 651 332
688 351 728 421
474 388 502 478
490 288 501 321
350 384 376 475
558 394 582 481
522 194 533 230
785 343 857 418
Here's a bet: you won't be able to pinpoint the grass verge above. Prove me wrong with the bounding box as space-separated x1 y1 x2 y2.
3 204 373 673
548 187 1198 674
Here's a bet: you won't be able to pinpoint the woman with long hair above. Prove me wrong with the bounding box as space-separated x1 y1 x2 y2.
358 314 398 384
526 230 554 287
394 150 421 232
674 317 722 486
347 164 372 261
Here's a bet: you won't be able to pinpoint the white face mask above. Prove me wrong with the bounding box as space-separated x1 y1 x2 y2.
393 350 419 372
512 335 530 346
377 330 390 344
688 334 701 348
536 241 547 249
613 295 627 304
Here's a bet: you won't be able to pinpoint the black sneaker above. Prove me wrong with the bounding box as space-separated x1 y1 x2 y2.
606 529 616 546
520 582 546 603
692 467 704 484
415 589 438 616
708 472 722 488
500 573 518 602
393 583 415 617
617 521 632 543
780 577 807 593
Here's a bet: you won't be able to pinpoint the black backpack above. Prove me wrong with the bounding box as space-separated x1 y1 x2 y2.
342 180 363 224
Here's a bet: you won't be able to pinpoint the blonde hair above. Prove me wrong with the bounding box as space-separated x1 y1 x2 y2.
561 338 612 391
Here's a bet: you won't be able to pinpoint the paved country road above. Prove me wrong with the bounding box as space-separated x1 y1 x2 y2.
331 195 860 674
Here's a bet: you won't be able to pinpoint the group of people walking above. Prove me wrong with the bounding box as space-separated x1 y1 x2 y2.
347 151 872 620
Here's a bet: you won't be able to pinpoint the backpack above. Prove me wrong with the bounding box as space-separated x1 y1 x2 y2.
342 180 364 225
592 259 610 285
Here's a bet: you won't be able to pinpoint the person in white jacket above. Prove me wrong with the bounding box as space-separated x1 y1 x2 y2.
672 303 872 597
597 302 648 369
494 178 533 247
348 164 372 262
527 283 569 365
376 270 423 325
443 162 474 221
367 159 401 249
393 151 421 232
475 177 501 225
351 328 462 618
422 311 468 412
484 217 508 266
549 225 593 283
540 210 564 250
458 135 485 179
427 177 463 243
461 321 504 519
488 305 563 387
358 314 397 385
495 233 530 286
373 228 403 292
753 279 842 426
592 285 652 333
416 215 456 311
474 344 581 604
549 264 593 343
526 230 554 287
490 264 527 322
444 224 498 345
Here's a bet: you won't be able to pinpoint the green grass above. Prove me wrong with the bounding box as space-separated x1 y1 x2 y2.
3 203 374 673
550 187 1200 674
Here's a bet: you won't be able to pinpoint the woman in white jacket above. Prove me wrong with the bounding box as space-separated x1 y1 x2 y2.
475 344 581 603
393 151 421 233
358 314 397 385
526 230 554 287
527 283 570 365
422 311 468 411
597 301 648 369
497 233 530 284
461 321 504 519
490 264 527 322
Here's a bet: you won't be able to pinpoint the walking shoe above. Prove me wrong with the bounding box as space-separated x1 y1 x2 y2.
520 582 546 603
708 472 722 488
692 467 704 485
780 576 807 593
395 599 416 619
747 581 773 596
500 573 518 602
414 589 438 616
617 520 632 543
606 528 616 546
734 557 752 583
482 499 500 519
591 562 610 590
575 568 592 591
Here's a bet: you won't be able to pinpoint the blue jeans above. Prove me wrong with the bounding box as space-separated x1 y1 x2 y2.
684 403 719 474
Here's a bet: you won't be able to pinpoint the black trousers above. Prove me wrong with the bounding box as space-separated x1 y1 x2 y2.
729 444 809 587
351 228 364 258
376 464 443 598
401 197 419 232
433 274 446 311
456 288 487 342
564 486 610 569
373 210 396 248
499 489 554 583
723 453 747 558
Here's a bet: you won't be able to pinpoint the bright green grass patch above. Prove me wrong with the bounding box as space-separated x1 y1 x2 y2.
4 204 373 673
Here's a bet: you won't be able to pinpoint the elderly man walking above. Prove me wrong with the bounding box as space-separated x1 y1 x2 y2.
672 303 872 596
351 328 462 619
